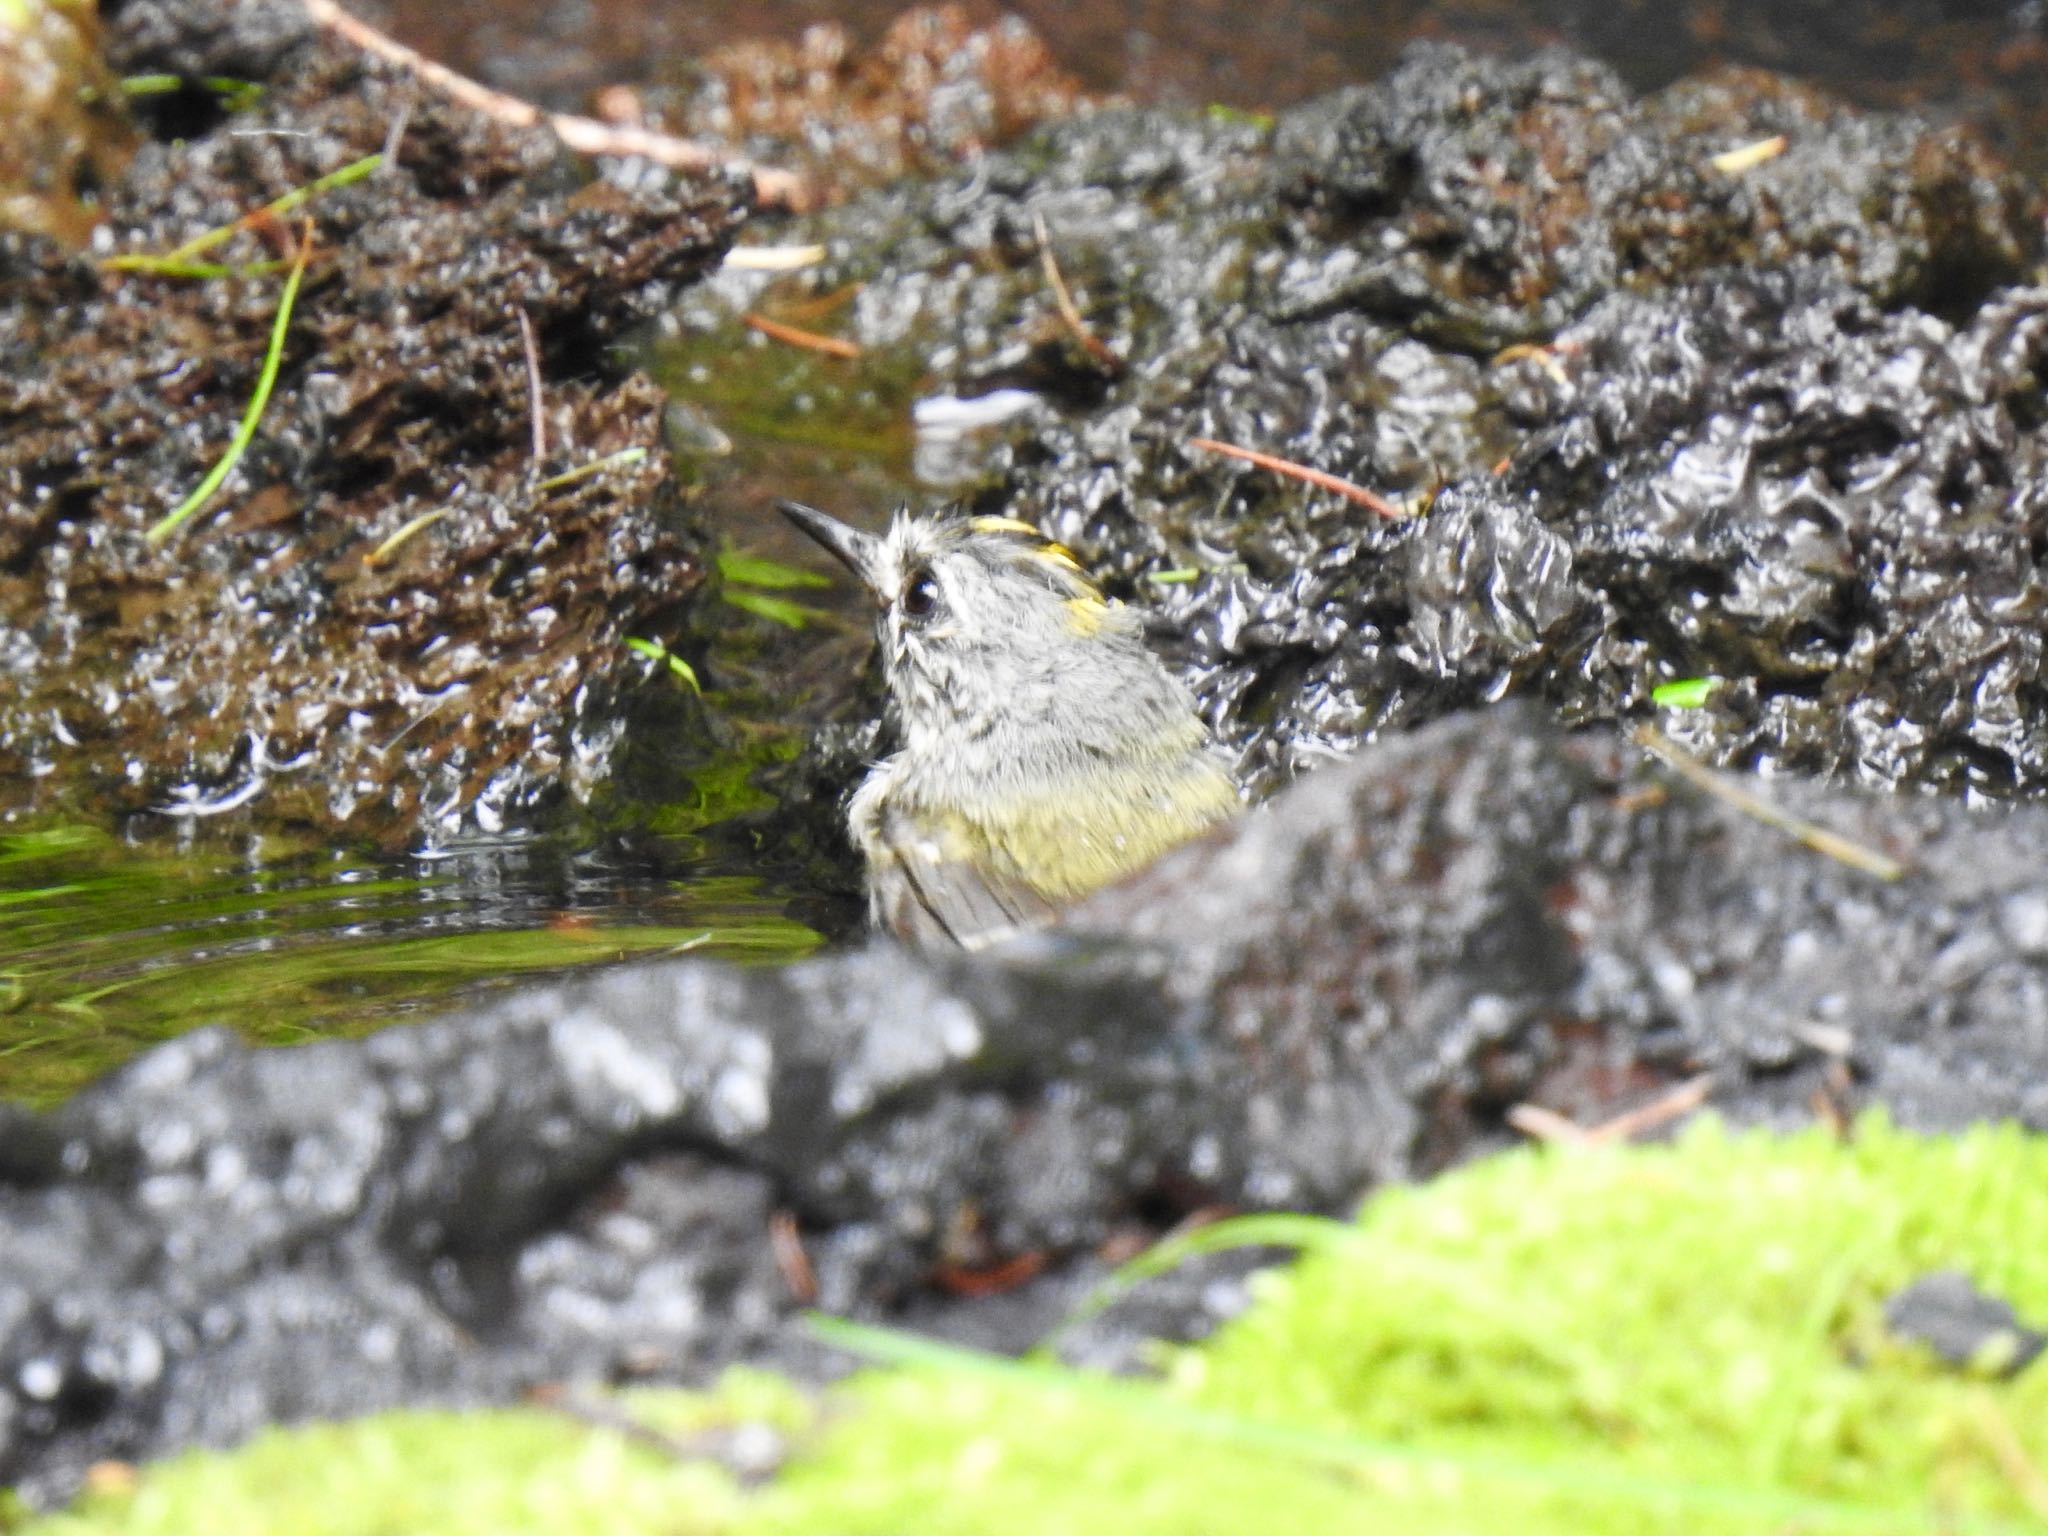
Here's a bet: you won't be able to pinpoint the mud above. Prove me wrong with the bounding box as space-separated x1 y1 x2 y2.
8 705 2048 1502
0 0 746 845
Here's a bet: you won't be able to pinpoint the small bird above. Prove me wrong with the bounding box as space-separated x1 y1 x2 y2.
778 500 1241 949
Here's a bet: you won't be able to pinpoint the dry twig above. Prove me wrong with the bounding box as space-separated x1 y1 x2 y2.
741 311 862 359
1031 211 1122 373
301 0 805 206
515 307 546 466
1509 1074 1716 1146
769 1211 817 1304
1709 134 1789 174
1189 436 1407 519
1633 725 1908 880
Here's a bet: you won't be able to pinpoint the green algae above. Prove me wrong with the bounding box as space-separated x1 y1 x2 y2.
24 1118 2048 1534
0 824 816 1107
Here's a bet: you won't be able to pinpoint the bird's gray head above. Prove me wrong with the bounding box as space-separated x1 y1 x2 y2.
777 501 1151 753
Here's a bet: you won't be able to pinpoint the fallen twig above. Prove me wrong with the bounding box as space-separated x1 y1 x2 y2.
1632 725 1908 880
1508 1073 1716 1147
741 311 861 359
1709 134 1789 175
515 307 547 467
1031 211 1122 373
722 244 828 272
1188 436 1407 520
300 0 805 207
769 1211 817 1304
1970 1394 2048 1523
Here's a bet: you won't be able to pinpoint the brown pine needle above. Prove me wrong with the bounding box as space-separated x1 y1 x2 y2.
1632 725 1908 880
1508 1073 1716 1147
1031 211 1122 373
301 0 805 207
1189 436 1406 519
769 1211 817 1304
515 307 546 466
741 312 861 359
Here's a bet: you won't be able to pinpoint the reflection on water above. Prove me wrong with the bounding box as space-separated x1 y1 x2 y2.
0 823 817 1107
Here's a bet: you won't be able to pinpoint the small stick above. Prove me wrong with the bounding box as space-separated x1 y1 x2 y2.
1508 1073 1716 1147
1709 134 1788 175
1031 211 1122 373
527 1384 707 1462
1582 1074 1714 1144
769 1211 817 1304
363 505 451 568
1632 726 1908 881
515 307 546 466
723 244 827 272
1504 1103 1591 1145
300 0 805 207
533 445 647 493
741 311 861 359
1188 436 1407 520
379 100 412 169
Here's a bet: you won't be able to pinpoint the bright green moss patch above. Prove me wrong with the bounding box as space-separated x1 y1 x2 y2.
24 1118 2048 1535
23 1375 814 1536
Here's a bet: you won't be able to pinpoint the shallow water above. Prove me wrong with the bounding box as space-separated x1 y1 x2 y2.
0 819 821 1106
0 277 994 1108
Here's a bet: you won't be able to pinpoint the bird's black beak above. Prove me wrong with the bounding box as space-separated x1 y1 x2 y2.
776 500 886 597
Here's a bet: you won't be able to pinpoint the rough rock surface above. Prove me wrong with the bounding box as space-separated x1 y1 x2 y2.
714 43 2046 830
6 705 2048 1502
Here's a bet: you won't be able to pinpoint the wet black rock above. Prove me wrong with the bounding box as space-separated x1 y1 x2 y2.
1882 1271 2048 1377
718 41 2044 818
0 0 748 842
8 704 2048 1502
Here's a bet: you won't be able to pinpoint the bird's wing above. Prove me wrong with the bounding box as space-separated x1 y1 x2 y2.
866 804 1061 951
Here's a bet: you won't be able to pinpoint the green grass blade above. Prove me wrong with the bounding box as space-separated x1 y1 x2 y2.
146 227 314 545
102 152 381 274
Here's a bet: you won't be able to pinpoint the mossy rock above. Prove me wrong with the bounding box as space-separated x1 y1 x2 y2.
24 1117 2048 1535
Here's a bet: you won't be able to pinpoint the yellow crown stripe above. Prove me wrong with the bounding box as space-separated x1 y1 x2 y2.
967 515 1042 538
966 514 1087 575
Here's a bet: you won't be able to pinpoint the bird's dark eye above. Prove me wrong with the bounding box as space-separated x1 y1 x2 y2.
901 570 938 620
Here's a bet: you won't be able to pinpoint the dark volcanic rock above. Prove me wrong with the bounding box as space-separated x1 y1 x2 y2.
711 42 2045 830
0 0 748 842
7 705 2048 1502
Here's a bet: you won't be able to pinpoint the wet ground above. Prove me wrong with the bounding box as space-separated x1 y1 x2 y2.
13 705 2048 1503
6 0 2048 1503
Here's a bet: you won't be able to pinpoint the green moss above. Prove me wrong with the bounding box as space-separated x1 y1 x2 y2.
24 1120 2048 1534
24 1375 815 1536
